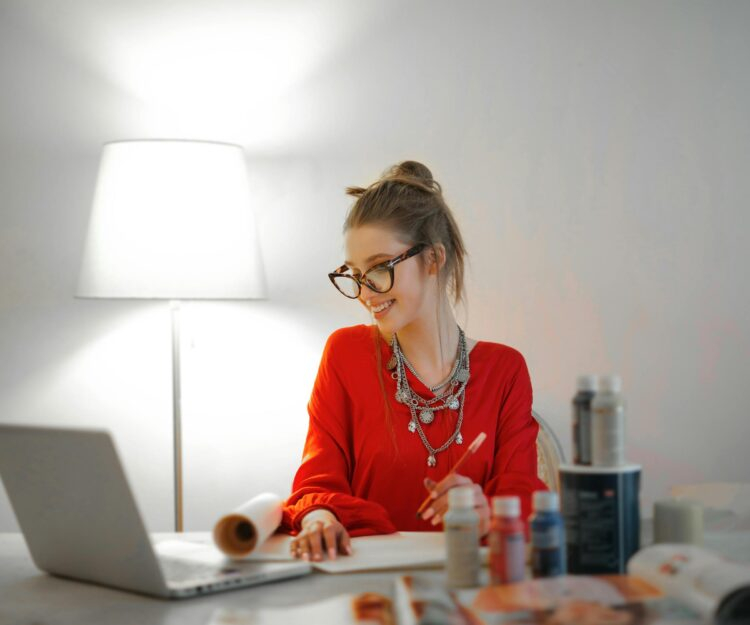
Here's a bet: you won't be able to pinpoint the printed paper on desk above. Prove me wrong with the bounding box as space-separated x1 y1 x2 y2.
208 592 394 625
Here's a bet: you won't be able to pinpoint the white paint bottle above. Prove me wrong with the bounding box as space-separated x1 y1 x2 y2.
444 486 481 588
591 374 626 467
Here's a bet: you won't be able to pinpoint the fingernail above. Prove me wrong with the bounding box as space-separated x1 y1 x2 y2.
313 553 322 561
345 545 353 555
302 553 309 561
422 507 434 520
431 490 438 499
431 514 441 526
328 547 336 560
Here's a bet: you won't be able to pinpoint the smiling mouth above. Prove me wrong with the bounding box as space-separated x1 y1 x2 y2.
372 299 395 313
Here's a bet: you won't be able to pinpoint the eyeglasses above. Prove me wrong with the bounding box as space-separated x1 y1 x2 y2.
328 243 427 299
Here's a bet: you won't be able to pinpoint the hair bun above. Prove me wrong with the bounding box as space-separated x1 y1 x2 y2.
394 160 433 182
382 160 440 194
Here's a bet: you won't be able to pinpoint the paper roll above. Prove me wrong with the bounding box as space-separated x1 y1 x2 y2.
213 493 283 559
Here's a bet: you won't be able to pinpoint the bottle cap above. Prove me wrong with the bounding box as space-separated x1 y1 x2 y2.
532 490 559 512
492 496 520 518
448 486 475 509
599 375 622 393
576 374 598 392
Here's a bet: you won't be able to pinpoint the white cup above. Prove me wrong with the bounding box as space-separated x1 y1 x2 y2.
653 499 704 545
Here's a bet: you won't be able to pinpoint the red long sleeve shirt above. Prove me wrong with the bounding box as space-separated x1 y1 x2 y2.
282 324 546 536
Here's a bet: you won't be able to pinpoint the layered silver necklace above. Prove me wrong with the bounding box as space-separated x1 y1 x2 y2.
388 327 471 467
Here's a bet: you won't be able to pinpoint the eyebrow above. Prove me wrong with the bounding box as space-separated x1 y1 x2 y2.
343 252 392 268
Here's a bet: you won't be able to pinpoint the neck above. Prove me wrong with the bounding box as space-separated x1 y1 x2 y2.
387 297 459 378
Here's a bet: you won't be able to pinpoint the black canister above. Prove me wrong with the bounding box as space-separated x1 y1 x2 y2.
560 463 641 574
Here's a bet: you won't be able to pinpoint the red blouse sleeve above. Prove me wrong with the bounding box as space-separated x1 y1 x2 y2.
281 331 397 536
483 350 548 526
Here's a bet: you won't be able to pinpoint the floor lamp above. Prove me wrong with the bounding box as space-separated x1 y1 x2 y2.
76 139 267 532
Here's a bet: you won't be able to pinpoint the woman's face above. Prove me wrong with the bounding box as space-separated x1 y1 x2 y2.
343 224 435 334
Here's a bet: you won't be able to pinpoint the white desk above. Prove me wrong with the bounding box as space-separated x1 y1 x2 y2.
3 529 749 625
0 533 434 625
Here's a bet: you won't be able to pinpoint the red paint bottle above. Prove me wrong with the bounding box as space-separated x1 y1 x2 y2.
489 496 526 585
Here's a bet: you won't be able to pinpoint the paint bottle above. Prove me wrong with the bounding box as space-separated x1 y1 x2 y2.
590 374 626 467
489 496 526 585
530 491 566 578
444 486 481 588
572 374 598 465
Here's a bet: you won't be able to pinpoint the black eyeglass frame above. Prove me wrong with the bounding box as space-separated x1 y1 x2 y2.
328 243 428 299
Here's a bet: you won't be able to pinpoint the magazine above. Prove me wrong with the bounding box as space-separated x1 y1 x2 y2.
627 543 750 622
395 574 698 624
395 544 750 624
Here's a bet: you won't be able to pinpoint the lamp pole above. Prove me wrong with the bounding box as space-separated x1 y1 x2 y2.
171 300 183 532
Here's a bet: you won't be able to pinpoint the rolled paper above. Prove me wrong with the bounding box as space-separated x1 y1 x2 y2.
213 493 283 559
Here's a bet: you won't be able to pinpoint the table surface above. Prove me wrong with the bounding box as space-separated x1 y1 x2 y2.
2 528 749 625
0 532 447 625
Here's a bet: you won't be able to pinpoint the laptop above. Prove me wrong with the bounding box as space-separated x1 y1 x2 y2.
0 424 312 598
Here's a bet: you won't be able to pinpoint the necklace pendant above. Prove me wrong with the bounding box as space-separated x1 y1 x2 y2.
419 409 434 424
456 432 463 445
448 396 460 410
386 354 397 370
456 368 470 383
427 454 436 467
408 420 417 433
395 389 408 404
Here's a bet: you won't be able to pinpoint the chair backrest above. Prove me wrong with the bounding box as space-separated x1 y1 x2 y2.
532 409 565 492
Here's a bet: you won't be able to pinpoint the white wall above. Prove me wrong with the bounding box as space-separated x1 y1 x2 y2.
1 0 748 532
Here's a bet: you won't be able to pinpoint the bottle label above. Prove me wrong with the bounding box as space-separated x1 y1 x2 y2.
445 524 481 588
532 526 561 549
532 544 566 577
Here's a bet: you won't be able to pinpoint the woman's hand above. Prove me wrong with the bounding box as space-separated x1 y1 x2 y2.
420 473 491 536
290 508 353 561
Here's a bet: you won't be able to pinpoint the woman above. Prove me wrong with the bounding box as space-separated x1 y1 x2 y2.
282 161 546 561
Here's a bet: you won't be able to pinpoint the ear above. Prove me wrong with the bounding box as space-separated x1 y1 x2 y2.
427 244 447 275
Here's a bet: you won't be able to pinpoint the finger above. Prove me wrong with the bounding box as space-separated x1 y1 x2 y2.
296 536 311 561
308 525 325 562
338 527 354 556
433 472 472 497
425 476 480 523
430 492 450 520
423 477 438 495
472 485 489 510
289 537 301 558
323 524 338 560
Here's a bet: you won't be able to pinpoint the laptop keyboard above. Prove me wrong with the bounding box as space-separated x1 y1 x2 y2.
160 557 238 583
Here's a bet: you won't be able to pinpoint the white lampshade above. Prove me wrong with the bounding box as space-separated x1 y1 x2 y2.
77 140 267 300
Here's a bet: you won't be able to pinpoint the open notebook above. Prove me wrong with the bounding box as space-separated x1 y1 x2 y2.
155 531 447 574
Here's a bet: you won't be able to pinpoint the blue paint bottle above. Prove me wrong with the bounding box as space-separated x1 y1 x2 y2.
530 491 566 578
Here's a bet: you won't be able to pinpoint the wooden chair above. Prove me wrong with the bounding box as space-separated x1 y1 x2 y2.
533 409 565 492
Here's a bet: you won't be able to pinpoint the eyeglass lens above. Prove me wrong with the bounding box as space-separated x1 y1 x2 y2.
333 265 392 297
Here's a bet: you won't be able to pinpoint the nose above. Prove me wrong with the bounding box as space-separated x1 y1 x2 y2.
359 283 378 307
359 291 373 308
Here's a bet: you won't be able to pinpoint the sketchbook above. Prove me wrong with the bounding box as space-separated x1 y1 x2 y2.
155 493 447 574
